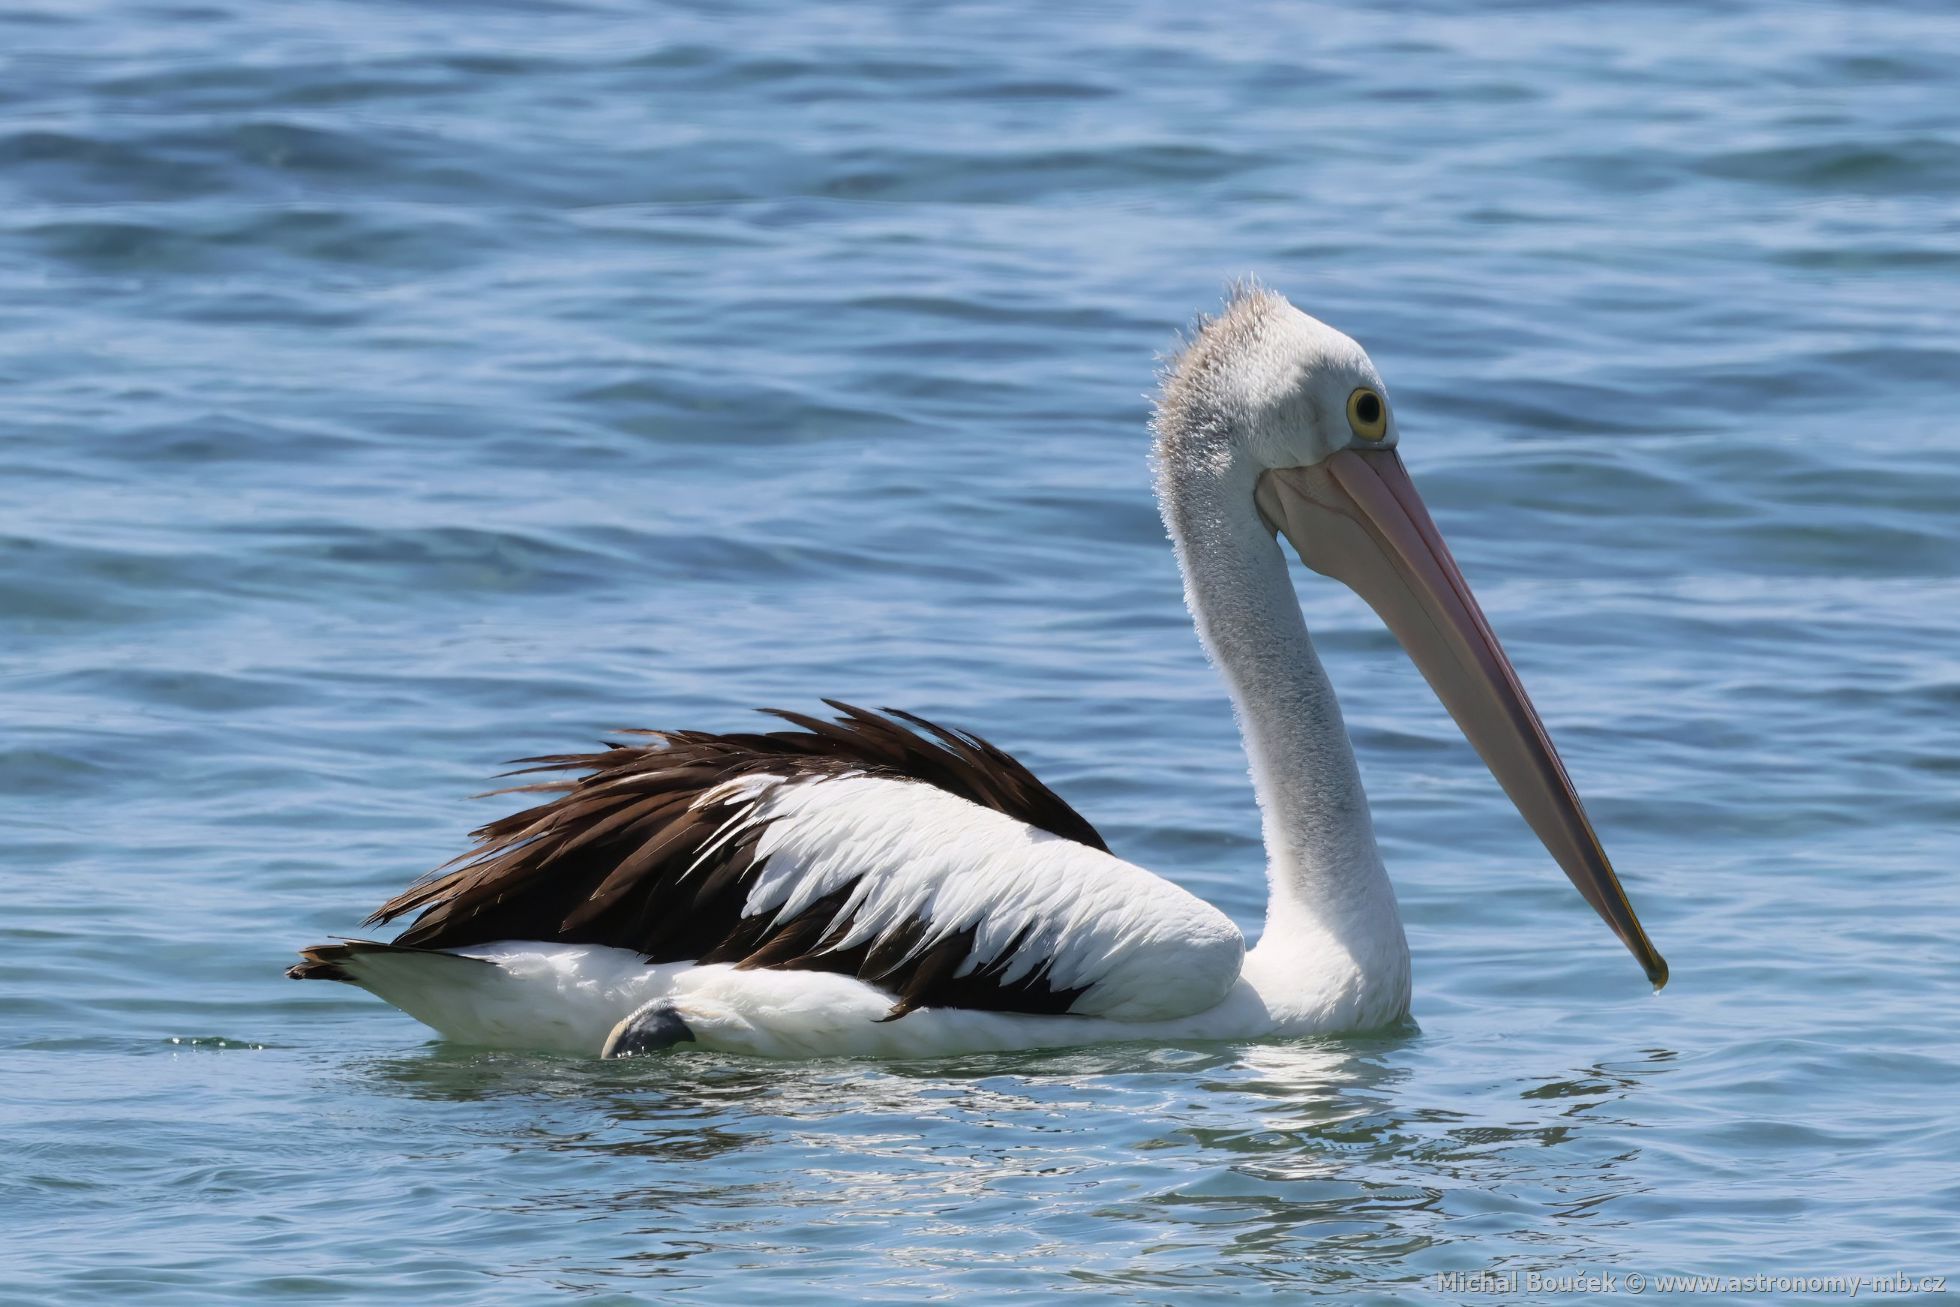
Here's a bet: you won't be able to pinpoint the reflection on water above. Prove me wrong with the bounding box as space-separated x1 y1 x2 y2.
320 1035 1678 1292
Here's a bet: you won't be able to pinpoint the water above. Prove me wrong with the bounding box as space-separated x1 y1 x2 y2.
3 0 1957 1300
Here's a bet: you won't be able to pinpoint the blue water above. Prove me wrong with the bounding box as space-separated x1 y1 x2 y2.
4 1 1958 1300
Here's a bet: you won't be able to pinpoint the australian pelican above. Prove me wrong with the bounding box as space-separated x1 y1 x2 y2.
290 288 1666 1058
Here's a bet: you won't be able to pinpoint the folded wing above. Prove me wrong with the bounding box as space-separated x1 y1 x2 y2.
295 703 1243 1021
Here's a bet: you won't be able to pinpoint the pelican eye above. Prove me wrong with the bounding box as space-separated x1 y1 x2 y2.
1347 387 1388 441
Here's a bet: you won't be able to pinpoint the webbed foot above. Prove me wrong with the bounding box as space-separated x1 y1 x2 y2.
602 1000 696 1058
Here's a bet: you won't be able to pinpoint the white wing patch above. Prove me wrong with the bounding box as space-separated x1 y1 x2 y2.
700 773 1244 1021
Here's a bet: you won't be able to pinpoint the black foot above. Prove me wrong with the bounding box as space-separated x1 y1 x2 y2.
602 1000 696 1058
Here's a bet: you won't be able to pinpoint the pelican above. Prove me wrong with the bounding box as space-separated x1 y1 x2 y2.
289 287 1666 1058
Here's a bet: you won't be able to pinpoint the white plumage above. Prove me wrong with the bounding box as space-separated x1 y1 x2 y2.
734 776 1244 1019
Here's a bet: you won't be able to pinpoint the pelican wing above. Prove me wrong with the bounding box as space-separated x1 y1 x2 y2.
304 704 1244 1022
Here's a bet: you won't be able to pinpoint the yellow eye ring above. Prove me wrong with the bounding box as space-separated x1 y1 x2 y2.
1347 387 1388 441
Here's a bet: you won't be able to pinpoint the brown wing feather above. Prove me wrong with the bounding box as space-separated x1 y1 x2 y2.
291 703 1107 1018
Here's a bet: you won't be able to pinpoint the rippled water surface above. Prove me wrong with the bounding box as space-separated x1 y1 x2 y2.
4 1 1958 1301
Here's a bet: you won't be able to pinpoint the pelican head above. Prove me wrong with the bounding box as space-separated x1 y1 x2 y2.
1157 287 1666 989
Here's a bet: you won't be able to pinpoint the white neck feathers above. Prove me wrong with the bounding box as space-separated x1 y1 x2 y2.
1153 450 1408 1012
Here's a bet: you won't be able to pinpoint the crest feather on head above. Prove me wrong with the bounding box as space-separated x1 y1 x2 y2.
1153 280 1293 457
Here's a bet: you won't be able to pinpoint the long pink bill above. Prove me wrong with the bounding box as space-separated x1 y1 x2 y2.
1256 448 1666 988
